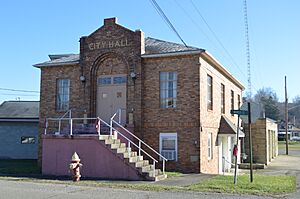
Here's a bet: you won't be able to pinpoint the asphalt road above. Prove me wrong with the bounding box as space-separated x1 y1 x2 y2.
1 145 299 199
0 180 274 199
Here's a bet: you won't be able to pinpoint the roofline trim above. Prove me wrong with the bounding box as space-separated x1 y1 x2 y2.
0 118 39 122
201 51 245 90
141 50 204 58
33 61 79 68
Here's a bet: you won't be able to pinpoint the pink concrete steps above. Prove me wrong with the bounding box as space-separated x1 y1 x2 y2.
99 135 167 181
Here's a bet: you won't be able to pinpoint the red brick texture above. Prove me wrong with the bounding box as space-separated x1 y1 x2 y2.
37 18 244 174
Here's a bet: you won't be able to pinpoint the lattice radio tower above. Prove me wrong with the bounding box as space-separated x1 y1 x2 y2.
243 0 251 99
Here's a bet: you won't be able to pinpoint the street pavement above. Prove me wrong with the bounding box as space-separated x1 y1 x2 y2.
0 147 299 199
0 179 275 199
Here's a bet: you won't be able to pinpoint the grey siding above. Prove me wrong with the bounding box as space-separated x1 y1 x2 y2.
0 122 38 159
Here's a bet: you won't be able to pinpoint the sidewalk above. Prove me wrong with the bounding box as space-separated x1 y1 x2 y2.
154 173 214 186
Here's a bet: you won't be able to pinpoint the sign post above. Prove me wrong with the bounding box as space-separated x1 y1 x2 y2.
240 101 262 183
248 102 253 182
230 109 248 187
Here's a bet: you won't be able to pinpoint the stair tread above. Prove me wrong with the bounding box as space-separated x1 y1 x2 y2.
98 129 166 181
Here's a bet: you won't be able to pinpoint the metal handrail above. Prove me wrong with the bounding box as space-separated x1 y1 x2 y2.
45 110 167 177
112 120 168 162
110 109 168 175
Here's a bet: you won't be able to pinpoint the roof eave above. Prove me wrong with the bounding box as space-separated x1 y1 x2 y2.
201 51 245 90
0 118 39 122
141 50 204 58
33 61 79 68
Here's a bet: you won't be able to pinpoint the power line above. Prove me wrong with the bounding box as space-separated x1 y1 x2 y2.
149 0 188 47
190 0 247 79
0 93 39 97
0 87 40 93
174 0 222 54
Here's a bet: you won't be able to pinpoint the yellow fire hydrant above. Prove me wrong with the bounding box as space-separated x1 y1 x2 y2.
69 152 83 181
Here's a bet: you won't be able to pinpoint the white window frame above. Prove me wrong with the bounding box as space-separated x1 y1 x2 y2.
221 83 225 114
208 133 212 160
159 133 178 161
56 79 70 111
207 74 213 110
159 72 177 108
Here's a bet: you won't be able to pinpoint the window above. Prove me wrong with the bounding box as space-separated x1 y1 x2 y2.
231 90 234 115
98 76 127 85
221 84 225 114
56 79 70 111
207 75 213 110
98 77 111 85
238 94 241 108
160 133 177 161
21 136 36 144
208 133 212 160
113 76 127 84
160 72 177 108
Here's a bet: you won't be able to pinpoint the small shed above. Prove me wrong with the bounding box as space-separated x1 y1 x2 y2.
0 101 39 159
243 118 278 165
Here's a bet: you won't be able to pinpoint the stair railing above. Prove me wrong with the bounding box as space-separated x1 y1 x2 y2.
44 109 72 135
44 111 167 177
111 109 168 175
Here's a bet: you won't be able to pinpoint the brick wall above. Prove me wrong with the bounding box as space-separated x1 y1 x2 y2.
37 18 244 174
199 55 243 174
244 118 278 165
142 54 201 173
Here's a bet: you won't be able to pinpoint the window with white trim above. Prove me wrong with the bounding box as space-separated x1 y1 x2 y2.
208 133 212 160
207 75 213 110
160 72 177 108
56 79 70 111
221 84 225 114
159 133 177 161
231 90 234 116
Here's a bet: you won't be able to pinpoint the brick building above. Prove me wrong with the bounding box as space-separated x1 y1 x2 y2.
34 17 244 178
244 118 278 165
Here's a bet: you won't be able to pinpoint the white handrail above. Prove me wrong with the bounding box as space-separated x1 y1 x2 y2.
110 108 168 175
45 112 167 176
112 120 168 162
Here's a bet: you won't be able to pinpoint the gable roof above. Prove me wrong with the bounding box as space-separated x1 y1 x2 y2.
33 37 203 68
0 101 39 121
218 115 244 137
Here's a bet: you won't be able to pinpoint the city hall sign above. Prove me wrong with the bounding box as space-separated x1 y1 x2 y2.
88 38 130 50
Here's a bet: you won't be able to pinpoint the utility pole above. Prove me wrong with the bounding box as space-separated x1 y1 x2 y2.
285 76 289 155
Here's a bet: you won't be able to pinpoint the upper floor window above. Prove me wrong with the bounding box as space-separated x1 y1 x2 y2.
160 72 177 108
207 75 213 110
231 90 234 115
56 79 70 111
238 94 241 108
221 84 225 114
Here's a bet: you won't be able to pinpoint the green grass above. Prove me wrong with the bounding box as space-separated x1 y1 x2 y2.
278 141 300 150
0 174 296 196
189 175 296 194
0 159 40 174
165 171 182 178
0 160 296 196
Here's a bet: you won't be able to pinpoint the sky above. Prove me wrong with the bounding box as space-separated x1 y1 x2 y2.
0 0 299 104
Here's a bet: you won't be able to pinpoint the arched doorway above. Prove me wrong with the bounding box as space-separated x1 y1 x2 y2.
90 53 129 123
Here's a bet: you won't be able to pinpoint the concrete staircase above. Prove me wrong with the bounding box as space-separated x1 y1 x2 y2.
99 135 167 181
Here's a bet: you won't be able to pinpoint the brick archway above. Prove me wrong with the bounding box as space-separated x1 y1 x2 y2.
90 52 130 117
